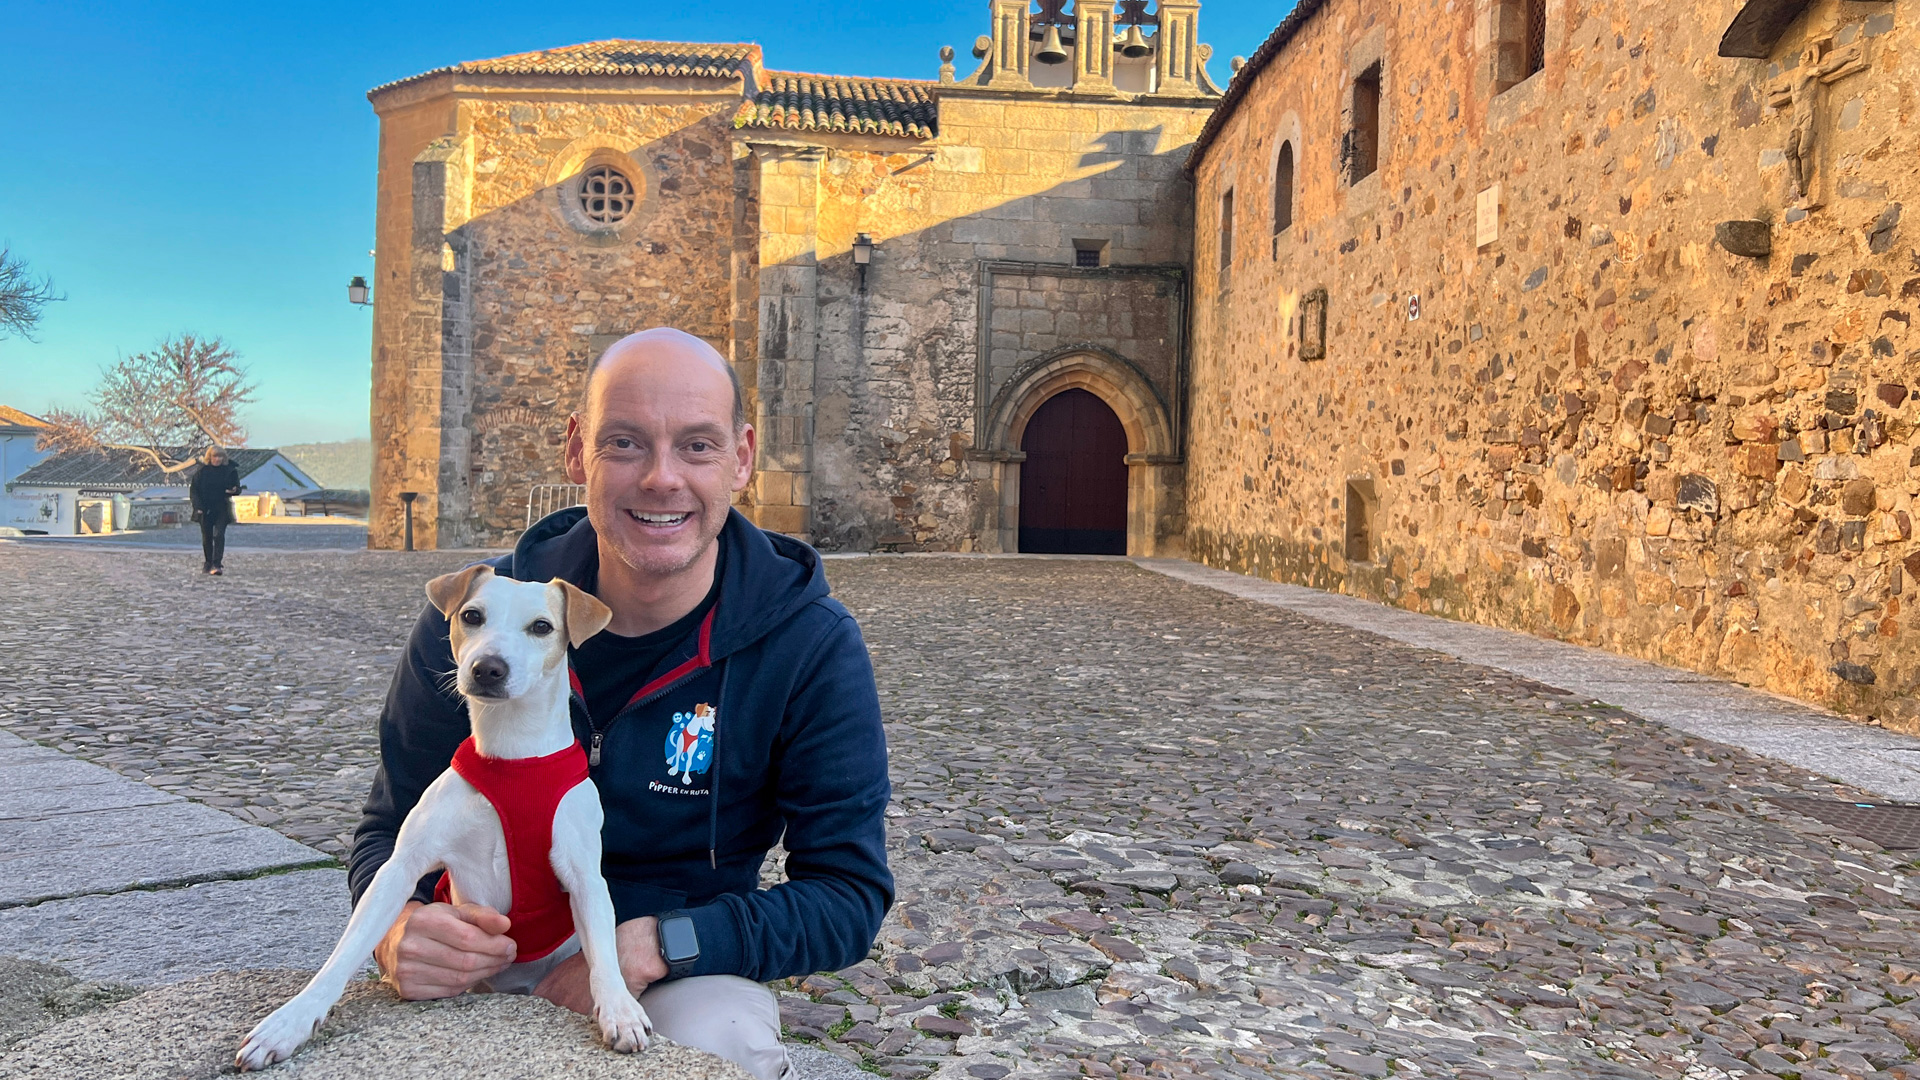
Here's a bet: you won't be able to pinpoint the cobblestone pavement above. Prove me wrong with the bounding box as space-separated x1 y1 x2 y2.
0 543 472 855
7 545 1920 1080
17 522 370 550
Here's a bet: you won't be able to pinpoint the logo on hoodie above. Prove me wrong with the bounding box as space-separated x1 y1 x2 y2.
664 703 716 785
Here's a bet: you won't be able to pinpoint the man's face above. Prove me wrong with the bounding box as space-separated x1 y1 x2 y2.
563 341 754 580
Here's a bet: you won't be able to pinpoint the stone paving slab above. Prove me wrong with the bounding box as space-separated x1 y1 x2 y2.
0 729 329 908
0 778 177 820
0 755 151 790
2 826 332 909
1140 557 1920 801
0 870 352 986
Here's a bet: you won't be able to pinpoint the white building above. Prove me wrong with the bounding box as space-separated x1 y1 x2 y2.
0 407 53 490
5 447 320 535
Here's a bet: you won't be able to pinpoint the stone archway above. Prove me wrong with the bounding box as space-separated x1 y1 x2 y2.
977 347 1182 556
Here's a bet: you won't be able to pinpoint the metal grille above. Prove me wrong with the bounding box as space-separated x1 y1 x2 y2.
579 165 636 224
1770 796 1920 849
525 484 587 528
1524 0 1547 78
1075 247 1102 268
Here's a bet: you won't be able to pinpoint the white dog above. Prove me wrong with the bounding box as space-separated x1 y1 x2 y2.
237 565 652 1070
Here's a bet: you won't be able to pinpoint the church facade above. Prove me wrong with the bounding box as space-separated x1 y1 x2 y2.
365 0 1222 557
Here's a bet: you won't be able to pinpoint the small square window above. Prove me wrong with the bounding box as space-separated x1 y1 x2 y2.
1073 239 1108 267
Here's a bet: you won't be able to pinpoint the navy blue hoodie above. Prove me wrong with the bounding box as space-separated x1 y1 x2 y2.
349 507 893 981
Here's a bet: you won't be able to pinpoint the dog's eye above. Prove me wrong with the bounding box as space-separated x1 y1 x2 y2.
460 608 484 626
528 618 554 636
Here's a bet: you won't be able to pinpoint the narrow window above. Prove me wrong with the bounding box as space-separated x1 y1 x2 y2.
1347 63 1381 183
1272 141 1295 246
1219 188 1235 280
1345 479 1375 563
1494 0 1547 94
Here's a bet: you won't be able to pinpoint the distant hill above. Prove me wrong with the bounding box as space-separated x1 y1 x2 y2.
280 439 371 491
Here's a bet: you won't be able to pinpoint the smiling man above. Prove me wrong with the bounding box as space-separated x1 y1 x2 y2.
349 329 893 1080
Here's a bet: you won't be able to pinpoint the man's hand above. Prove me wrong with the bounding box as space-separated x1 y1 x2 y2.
533 916 669 1015
374 900 518 1000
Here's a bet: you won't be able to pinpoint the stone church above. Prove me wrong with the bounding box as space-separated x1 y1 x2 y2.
369 0 1920 723
366 0 1222 557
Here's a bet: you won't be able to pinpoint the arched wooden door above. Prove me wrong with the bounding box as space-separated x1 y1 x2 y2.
1018 388 1128 554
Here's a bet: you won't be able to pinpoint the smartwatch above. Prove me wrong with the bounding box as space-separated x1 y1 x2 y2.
658 911 700 979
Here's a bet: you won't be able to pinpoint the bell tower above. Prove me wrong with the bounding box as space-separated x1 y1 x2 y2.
961 0 1221 97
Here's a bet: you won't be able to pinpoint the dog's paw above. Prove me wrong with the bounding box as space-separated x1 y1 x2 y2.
234 998 327 1071
596 995 653 1053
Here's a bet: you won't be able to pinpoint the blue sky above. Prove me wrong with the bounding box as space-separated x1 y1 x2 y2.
0 0 1285 446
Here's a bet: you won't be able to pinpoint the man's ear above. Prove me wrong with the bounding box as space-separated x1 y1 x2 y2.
553 578 613 647
425 564 494 619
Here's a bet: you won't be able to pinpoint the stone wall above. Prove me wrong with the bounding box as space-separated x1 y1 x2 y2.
368 74 744 549
1187 0 1920 722
795 94 1210 554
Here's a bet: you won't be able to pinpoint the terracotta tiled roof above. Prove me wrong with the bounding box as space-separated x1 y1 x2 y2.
372 40 761 95
13 447 281 490
0 405 50 428
738 72 938 139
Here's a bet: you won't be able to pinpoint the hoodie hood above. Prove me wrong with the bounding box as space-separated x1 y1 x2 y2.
505 506 830 661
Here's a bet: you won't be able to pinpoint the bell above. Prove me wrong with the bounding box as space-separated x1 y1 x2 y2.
1035 24 1069 65
1116 23 1150 58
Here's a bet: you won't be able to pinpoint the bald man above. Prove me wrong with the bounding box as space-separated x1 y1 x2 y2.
350 330 893 1079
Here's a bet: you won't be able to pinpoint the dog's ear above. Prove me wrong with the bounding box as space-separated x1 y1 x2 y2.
553 578 613 647
425 564 494 619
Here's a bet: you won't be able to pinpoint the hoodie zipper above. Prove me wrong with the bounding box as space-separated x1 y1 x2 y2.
584 665 703 766
574 607 718 767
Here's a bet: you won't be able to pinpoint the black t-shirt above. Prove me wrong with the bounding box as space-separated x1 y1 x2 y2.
570 543 723 723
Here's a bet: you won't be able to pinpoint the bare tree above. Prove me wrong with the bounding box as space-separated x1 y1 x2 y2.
0 248 63 341
36 334 257 474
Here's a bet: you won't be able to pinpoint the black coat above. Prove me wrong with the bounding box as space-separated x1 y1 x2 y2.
189 463 242 524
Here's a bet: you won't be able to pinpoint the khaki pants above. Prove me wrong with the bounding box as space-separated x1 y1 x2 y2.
486 944 790 1080
639 975 792 1080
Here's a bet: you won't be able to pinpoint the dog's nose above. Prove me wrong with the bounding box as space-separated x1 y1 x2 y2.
470 655 510 689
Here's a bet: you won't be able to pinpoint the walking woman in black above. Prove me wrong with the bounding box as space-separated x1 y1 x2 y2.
190 447 242 575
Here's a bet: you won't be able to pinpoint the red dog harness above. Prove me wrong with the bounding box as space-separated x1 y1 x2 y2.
432 737 589 962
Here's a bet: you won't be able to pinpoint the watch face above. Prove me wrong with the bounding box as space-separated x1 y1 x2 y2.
660 916 699 962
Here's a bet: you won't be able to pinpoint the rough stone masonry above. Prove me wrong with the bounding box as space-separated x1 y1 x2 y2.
1185 0 1920 725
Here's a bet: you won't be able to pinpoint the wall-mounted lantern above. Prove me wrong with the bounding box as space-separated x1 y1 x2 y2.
347 276 372 306
853 233 874 292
